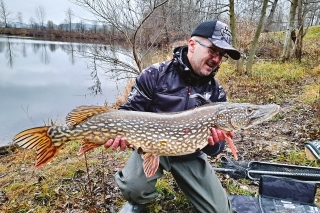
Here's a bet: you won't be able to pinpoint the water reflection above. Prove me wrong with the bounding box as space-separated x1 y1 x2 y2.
0 37 15 68
0 35 126 146
1 36 85 67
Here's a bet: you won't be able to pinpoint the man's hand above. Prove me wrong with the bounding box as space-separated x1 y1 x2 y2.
208 128 235 146
104 136 133 151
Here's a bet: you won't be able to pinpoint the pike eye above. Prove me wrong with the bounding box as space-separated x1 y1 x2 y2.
246 107 254 115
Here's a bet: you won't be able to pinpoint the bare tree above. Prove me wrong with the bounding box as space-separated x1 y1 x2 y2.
79 20 86 33
280 0 298 61
263 0 279 32
63 19 69 31
65 8 74 32
75 22 81 32
0 0 12 28
57 23 64 31
35 5 46 29
29 17 37 29
47 20 55 31
71 0 169 77
91 20 98 33
229 0 244 74
302 0 320 26
294 0 303 61
245 0 269 75
16 12 23 24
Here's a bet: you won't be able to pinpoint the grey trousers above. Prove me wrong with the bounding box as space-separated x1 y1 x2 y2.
114 150 232 213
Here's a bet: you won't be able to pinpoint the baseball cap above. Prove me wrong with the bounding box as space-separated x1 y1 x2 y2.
191 20 241 60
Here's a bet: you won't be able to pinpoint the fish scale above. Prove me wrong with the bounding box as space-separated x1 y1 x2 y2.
13 102 280 177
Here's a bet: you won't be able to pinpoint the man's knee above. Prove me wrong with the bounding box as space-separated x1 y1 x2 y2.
114 170 158 204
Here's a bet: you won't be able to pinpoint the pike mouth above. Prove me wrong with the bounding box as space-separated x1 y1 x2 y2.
245 104 280 129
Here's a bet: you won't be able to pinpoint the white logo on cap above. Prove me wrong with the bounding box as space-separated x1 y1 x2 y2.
220 27 231 44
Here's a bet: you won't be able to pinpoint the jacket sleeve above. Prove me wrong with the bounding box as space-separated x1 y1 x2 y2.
119 65 159 111
201 141 226 157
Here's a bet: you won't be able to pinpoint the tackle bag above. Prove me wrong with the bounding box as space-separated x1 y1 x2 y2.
230 175 320 213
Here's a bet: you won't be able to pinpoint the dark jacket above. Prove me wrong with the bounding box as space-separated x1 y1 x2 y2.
120 46 226 159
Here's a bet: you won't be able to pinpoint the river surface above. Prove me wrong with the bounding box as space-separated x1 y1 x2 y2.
0 35 127 146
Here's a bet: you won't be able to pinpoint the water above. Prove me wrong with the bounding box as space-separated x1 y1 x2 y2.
0 35 127 146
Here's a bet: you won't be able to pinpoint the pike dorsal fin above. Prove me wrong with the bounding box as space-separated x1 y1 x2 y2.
66 105 112 128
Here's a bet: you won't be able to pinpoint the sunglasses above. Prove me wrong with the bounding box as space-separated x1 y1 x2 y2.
195 40 228 62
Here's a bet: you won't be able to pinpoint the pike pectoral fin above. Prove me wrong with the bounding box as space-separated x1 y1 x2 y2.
142 153 160 178
223 131 238 160
77 139 101 155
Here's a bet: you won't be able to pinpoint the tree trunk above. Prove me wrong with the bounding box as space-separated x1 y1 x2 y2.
263 0 279 32
280 0 298 62
229 0 243 74
161 5 170 45
295 0 303 62
245 0 269 75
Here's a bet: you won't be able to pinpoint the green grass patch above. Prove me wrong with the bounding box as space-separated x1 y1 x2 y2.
218 61 305 83
298 84 320 104
224 178 256 197
304 25 320 41
275 150 320 167
143 172 194 212
251 61 305 81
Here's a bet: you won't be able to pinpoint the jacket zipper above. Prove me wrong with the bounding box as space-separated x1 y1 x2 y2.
184 86 192 110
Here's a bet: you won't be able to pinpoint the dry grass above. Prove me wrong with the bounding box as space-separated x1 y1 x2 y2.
0 141 131 212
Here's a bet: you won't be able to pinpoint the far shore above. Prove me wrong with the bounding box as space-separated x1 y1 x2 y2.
0 27 170 47
0 27 126 44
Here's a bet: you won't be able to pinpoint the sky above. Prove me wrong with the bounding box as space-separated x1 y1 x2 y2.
3 0 94 25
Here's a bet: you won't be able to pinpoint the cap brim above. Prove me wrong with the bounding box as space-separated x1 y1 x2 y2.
208 38 241 60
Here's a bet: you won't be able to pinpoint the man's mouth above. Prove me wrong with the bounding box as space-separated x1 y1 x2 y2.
206 60 217 69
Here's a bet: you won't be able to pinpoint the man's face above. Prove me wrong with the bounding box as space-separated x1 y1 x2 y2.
188 38 227 77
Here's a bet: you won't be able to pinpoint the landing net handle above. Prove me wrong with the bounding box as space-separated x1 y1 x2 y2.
247 161 320 182
215 157 320 183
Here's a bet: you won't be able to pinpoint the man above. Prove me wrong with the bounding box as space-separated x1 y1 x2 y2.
104 20 241 213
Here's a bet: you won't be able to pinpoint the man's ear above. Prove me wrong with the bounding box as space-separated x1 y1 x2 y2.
188 38 196 53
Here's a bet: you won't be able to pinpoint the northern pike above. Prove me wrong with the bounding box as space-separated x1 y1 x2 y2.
13 102 280 177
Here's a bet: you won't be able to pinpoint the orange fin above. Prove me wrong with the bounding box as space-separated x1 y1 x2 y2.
13 126 63 168
222 131 238 160
142 153 160 178
77 139 101 155
66 105 112 128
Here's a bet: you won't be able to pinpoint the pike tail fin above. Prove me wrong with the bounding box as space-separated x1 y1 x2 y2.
13 126 63 168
